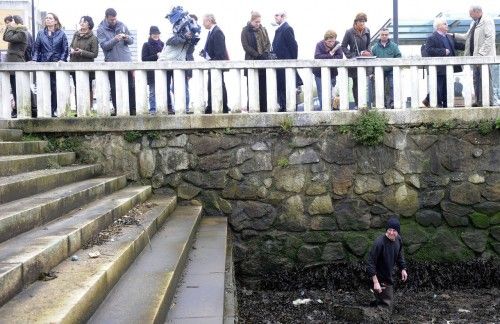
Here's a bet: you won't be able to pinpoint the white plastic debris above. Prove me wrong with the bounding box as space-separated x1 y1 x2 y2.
317 299 323 304
293 298 312 306
458 308 471 313
70 255 79 261
88 250 101 258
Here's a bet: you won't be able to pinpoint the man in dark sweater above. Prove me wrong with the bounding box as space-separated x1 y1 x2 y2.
367 217 408 308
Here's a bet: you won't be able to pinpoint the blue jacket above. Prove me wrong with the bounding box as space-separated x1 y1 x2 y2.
96 19 134 62
425 31 464 75
33 28 68 62
203 25 228 61
272 22 298 59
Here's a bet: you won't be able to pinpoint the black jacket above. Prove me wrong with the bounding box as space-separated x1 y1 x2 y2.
272 22 298 59
141 38 165 84
203 25 228 61
425 31 465 75
367 234 406 285
33 28 68 62
341 27 371 59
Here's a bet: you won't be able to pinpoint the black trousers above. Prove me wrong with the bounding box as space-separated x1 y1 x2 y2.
10 74 16 110
437 75 447 108
108 71 136 115
206 70 228 114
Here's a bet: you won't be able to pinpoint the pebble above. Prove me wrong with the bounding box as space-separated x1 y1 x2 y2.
71 255 79 261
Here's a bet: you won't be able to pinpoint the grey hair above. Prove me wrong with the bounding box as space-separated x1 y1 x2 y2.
204 14 216 24
469 5 482 12
433 17 448 30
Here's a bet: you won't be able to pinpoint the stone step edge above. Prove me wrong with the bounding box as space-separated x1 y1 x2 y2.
0 163 103 204
0 186 153 307
88 205 202 324
0 175 128 244
0 152 76 176
0 141 48 156
0 129 23 141
224 226 237 324
0 195 177 323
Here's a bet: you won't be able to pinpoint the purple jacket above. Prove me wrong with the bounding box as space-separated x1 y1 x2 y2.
312 40 343 78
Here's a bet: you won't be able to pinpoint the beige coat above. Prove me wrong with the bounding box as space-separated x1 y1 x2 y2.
455 14 496 57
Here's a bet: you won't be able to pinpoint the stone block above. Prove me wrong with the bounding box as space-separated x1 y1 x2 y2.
308 195 334 215
334 199 371 230
289 148 320 165
460 230 488 253
450 182 481 205
381 184 419 217
353 175 383 194
297 245 321 263
415 210 442 227
321 242 345 261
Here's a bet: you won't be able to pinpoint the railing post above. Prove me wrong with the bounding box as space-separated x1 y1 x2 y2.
357 67 367 108
56 71 71 117
303 68 313 112
428 65 438 108
95 71 111 116
462 65 473 107
36 71 51 118
247 68 259 113
191 69 204 114
115 70 130 116
446 65 455 108
134 70 148 115
320 67 331 111
174 69 186 114
410 66 419 108
393 67 402 109
374 66 384 109
284 68 296 112
481 64 490 107
75 71 91 117
232 69 242 113
210 68 223 114
338 67 349 110
154 70 168 114
15 71 31 118
266 68 278 112
0 72 11 119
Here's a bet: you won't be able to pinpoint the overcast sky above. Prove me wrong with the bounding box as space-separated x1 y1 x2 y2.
35 0 500 60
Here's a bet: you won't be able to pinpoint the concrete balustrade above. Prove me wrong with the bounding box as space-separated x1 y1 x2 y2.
0 56 498 119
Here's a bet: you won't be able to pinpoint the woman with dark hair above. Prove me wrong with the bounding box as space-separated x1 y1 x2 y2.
70 16 99 110
141 25 164 114
33 12 69 117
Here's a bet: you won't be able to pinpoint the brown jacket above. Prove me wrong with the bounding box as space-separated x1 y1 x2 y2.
241 23 271 60
69 30 99 62
3 25 28 62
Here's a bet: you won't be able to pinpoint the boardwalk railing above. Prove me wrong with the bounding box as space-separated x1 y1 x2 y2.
0 56 499 119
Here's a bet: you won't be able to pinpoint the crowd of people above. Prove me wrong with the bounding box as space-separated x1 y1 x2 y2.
2 5 498 116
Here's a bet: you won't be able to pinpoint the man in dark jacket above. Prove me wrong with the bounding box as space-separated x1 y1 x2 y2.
272 11 302 112
201 13 229 114
367 217 408 309
3 15 30 117
97 8 135 115
341 12 372 108
424 17 464 108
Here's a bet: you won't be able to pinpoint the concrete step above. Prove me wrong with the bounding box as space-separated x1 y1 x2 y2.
89 205 202 324
166 217 228 324
0 175 127 244
0 141 48 156
0 152 76 176
0 163 102 204
0 195 175 323
0 185 152 308
0 129 22 142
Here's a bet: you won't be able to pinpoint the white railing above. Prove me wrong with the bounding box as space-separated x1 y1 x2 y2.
0 56 499 119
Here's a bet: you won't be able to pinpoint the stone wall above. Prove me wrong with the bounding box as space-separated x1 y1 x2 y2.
68 125 499 277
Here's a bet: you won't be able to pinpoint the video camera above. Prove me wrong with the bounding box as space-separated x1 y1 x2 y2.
165 6 201 46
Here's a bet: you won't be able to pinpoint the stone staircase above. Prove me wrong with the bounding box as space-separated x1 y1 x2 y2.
0 129 232 323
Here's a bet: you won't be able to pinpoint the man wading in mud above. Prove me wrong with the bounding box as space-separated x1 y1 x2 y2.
367 217 408 309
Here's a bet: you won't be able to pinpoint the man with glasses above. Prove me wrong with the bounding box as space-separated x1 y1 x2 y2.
371 28 401 109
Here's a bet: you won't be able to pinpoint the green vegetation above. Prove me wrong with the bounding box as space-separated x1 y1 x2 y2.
338 125 350 134
468 212 490 229
476 119 495 136
277 157 289 168
22 133 42 141
146 131 161 140
280 116 294 133
47 137 83 153
124 131 142 142
431 119 458 132
496 117 500 129
351 108 388 146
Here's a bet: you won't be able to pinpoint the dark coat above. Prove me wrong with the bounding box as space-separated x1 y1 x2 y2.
69 30 99 62
33 28 69 62
425 31 465 75
272 22 298 59
141 38 165 84
3 25 29 62
341 27 371 59
312 40 343 78
204 25 228 61
241 23 271 60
